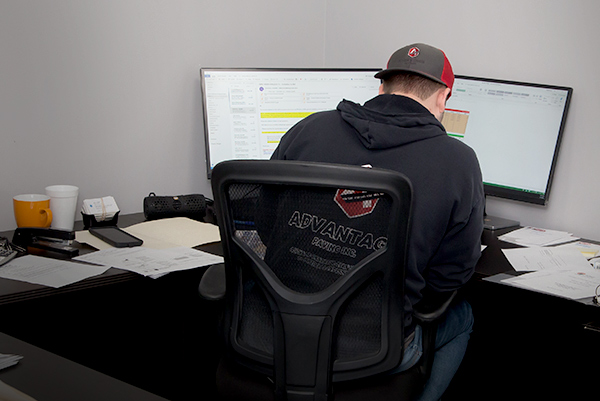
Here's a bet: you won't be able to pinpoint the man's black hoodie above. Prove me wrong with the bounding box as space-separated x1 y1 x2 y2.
271 94 484 334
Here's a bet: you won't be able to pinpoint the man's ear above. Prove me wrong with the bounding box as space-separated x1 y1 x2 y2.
436 87 451 112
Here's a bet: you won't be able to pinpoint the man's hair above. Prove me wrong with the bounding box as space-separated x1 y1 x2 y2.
381 72 445 100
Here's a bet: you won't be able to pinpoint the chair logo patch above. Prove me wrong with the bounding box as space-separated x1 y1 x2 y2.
334 189 381 218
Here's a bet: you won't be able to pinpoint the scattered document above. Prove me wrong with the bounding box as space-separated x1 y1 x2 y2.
502 247 592 272
0 255 111 288
0 353 22 371
500 246 600 300
502 269 600 300
498 226 578 247
73 246 224 277
555 241 600 259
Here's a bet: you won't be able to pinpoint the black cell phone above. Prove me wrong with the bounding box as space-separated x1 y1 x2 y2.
89 226 143 248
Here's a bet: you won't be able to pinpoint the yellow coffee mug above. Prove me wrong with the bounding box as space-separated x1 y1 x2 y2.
13 194 53 228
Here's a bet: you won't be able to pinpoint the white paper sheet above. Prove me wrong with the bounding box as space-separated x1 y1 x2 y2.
0 353 23 371
0 255 111 288
502 269 600 300
73 246 224 276
498 226 578 247
502 247 592 272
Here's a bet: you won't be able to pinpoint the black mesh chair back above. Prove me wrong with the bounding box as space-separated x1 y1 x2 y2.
211 160 413 401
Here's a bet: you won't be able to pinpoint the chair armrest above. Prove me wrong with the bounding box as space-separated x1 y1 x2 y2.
199 263 226 301
411 290 458 381
413 290 457 324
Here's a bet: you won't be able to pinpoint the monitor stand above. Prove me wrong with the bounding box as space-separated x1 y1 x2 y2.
483 196 520 230
483 214 520 231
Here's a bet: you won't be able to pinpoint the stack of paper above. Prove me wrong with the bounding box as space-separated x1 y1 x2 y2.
500 246 600 300
0 353 22 371
557 241 600 259
498 226 578 247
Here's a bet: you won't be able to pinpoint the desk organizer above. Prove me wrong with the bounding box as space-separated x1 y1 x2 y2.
81 211 119 230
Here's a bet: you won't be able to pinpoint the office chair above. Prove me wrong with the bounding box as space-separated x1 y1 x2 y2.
201 160 455 401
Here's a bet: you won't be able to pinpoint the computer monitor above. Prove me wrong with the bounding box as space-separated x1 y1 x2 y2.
200 68 380 177
442 76 572 218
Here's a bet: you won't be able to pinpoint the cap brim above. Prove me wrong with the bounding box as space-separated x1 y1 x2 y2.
374 68 448 87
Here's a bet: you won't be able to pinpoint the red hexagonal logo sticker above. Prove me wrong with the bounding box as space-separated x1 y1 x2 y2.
334 189 381 218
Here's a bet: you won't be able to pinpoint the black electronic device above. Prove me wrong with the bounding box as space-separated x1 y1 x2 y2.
442 75 572 229
89 227 143 248
443 75 572 206
12 227 79 257
143 193 207 221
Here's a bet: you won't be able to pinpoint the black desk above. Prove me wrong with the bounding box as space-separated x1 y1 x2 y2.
0 214 146 306
3 218 600 400
0 214 223 400
0 332 169 401
444 228 600 400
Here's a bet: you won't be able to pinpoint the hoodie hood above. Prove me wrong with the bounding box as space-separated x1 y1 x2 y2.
337 95 447 150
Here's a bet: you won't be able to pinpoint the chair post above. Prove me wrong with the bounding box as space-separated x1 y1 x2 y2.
274 313 333 401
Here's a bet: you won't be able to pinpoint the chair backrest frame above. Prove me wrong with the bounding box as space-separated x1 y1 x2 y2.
211 160 413 400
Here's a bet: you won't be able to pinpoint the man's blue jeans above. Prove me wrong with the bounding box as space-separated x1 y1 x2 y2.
389 299 474 401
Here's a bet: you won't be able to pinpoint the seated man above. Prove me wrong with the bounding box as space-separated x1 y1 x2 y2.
269 43 484 400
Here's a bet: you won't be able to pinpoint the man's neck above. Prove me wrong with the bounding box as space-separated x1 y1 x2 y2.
390 91 439 119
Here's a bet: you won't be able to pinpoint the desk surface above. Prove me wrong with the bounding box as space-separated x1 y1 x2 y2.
2 218 598 400
478 227 600 306
0 214 222 401
0 214 149 306
0 218 582 304
477 227 522 277
0 332 169 401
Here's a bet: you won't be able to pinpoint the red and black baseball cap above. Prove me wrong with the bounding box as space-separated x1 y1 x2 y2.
375 43 454 93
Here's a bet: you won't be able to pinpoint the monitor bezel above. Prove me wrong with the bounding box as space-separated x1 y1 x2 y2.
451 75 573 206
200 67 381 179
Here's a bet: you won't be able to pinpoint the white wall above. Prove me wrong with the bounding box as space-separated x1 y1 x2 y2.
322 0 600 240
0 0 326 231
2 0 599 241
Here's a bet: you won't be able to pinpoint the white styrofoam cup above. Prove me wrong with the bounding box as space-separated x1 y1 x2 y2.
45 185 79 231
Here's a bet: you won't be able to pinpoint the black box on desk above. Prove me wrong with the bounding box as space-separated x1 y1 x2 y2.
81 211 119 230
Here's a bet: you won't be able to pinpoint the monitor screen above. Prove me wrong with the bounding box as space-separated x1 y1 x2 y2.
200 68 380 177
442 76 572 205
